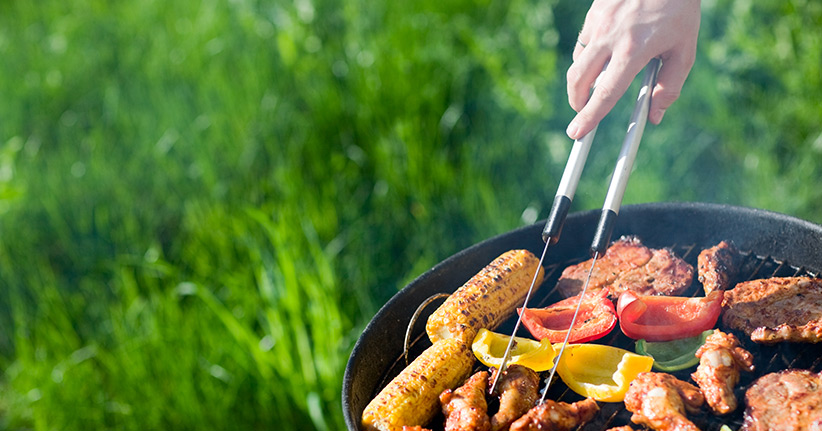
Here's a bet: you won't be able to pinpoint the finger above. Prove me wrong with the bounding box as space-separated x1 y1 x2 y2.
649 52 695 124
566 46 610 113
567 59 644 140
572 39 585 62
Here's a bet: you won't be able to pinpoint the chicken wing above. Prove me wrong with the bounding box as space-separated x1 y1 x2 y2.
691 330 754 415
440 370 491 431
488 365 539 431
624 372 704 431
509 397 599 431
697 241 740 294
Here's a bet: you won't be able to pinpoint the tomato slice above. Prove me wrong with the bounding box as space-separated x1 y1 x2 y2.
518 289 617 343
617 290 724 342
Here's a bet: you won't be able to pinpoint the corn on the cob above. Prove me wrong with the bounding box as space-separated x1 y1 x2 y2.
426 249 544 344
361 336 475 431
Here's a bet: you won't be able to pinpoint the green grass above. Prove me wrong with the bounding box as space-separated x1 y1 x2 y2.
0 0 820 429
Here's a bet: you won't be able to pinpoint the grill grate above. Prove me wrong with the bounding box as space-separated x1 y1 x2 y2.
376 243 822 431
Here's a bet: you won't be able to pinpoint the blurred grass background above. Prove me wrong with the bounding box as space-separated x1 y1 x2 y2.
0 0 820 429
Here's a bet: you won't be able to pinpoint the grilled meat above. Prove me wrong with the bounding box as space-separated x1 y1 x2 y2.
556 236 693 298
509 397 599 431
741 369 822 431
722 276 822 343
691 330 754 415
440 370 491 431
605 427 635 431
697 240 740 294
623 372 704 431
489 365 540 431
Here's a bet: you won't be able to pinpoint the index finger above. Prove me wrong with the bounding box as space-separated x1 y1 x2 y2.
567 59 645 140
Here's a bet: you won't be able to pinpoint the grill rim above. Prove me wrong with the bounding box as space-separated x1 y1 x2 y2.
342 202 822 430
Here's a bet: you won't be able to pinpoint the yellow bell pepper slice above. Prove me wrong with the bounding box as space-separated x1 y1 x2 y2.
471 328 556 372
554 343 654 403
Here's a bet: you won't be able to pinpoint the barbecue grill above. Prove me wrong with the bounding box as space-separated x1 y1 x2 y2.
342 202 822 431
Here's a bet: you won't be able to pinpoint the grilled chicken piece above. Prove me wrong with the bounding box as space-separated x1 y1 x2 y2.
489 365 540 431
508 397 598 431
557 236 693 298
722 276 822 343
697 240 740 294
691 330 755 415
742 369 822 431
440 370 491 431
624 372 704 431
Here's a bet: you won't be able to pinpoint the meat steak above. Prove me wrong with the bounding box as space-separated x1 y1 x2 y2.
556 236 693 298
742 369 822 431
722 277 822 343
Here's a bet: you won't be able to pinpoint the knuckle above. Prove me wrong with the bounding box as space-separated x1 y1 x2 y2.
594 84 619 104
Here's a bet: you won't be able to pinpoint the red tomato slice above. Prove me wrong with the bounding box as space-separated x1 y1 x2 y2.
616 290 724 342
518 289 617 343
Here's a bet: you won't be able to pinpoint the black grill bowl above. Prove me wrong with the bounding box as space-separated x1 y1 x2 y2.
342 202 822 431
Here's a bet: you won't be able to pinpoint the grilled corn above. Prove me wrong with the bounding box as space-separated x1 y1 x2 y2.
361 336 475 431
426 249 544 344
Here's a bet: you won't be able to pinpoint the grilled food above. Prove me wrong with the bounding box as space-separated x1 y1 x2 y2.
691 330 754 415
509 397 599 431
722 276 822 343
489 364 540 431
741 369 822 431
556 236 693 298
623 372 704 431
439 370 491 431
427 249 544 344
697 240 740 294
362 337 475 431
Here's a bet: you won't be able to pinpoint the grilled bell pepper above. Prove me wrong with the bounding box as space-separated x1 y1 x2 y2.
616 290 723 342
555 343 654 402
518 288 617 343
471 328 556 372
635 330 714 371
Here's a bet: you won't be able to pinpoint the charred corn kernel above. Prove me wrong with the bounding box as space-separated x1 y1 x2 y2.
426 249 544 344
361 337 475 431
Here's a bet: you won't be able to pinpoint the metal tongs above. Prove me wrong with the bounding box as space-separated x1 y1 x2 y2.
489 58 662 398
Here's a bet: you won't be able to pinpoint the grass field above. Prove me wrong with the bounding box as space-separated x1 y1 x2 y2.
0 0 820 429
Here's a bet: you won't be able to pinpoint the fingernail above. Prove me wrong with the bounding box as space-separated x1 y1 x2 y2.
566 121 580 139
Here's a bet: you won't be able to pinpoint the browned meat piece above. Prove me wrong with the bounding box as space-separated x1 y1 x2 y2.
691 330 755 414
697 240 740 294
605 427 635 431
489 365 540 431
556 236 693 298
440 370 491 431
722 276 822 343
509 397 599 431
741 369 822 431
623 372 704 431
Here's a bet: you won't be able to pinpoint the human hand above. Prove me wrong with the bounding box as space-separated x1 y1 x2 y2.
565 0 701 140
